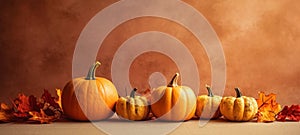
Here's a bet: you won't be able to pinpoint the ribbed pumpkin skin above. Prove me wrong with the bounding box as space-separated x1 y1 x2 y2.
196 85 222 119
62 77 119 121
151 73 196 121
220 88 258 122
196 95 222 119
116 95 149 121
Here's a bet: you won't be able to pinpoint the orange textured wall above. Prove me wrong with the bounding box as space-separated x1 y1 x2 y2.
0 0 299 106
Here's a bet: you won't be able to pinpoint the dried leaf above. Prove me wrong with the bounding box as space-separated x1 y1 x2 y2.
277 104 300 121
55 89 62 109
29 95 40 112
12 93 32 118
256 92 281 122
40 90 63 118
257 108 276 122
0 103 14 122
41 89 60 108
1 103 11 111
9 89 63 123
15 94 31 113
29 109 53 124
0 112 10 122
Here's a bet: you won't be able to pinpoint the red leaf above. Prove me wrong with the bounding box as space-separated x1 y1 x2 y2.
15 94 31 113
277 104 300 121
42 89 60 108
29 95 39 112
10 89 63 122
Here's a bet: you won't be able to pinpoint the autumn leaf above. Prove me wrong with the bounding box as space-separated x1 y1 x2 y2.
257 108 276 122
29 95 40 112
277 104 300 121
55 89 62 109
15 94 31 113
9 89 63 123
41 89 60 108
0 103 14 122
29 109 54 124
256 92 281 122
12 93 32 118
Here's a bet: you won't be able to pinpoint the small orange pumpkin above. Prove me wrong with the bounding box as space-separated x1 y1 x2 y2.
151 73 197 121
62 61 119 121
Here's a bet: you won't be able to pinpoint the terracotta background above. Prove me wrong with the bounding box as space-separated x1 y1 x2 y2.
0 0 299 106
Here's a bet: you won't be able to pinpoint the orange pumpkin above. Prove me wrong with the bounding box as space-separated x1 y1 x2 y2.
62 61 119 121
151 73 197 121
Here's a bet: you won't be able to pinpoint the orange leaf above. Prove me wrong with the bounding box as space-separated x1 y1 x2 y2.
29 109 53 124
257 92 276 107
55 89 62 109
0 103 14 122
256 92 281 122
257 110 276 122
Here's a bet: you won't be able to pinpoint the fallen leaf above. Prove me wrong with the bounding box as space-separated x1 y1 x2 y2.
9 89 63 123
0 103 14 122
256 92 281 122
41 89 60 108
277 104 300 121
12 93 32 118
29 109 53 124
55 89 62 109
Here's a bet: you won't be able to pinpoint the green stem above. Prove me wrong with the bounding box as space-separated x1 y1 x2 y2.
205 84 214 97
167 73 179 87
130 88 137 98
234 88 242 98
86 61 101 80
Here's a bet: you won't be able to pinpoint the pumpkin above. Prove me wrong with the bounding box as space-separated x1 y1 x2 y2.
115 88 150 121
220 88 258 121
196 85 222 119
62 61 119 121
151 73 196 121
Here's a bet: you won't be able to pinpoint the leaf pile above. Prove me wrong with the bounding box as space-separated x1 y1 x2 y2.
1 89 62 124
256 92 281 122
277 104 300 122
0 103 14 122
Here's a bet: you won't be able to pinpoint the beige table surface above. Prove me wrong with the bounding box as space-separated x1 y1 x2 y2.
1 117 299 135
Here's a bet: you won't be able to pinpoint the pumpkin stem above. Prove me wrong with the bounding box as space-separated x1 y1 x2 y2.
130 88 137 98
167 73 179 87
86 61 101 80
206 84 214 97
234 88 242 98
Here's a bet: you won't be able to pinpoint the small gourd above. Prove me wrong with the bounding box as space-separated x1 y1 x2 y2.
115 88 150 121
220 88 258 121
196 85 222 119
